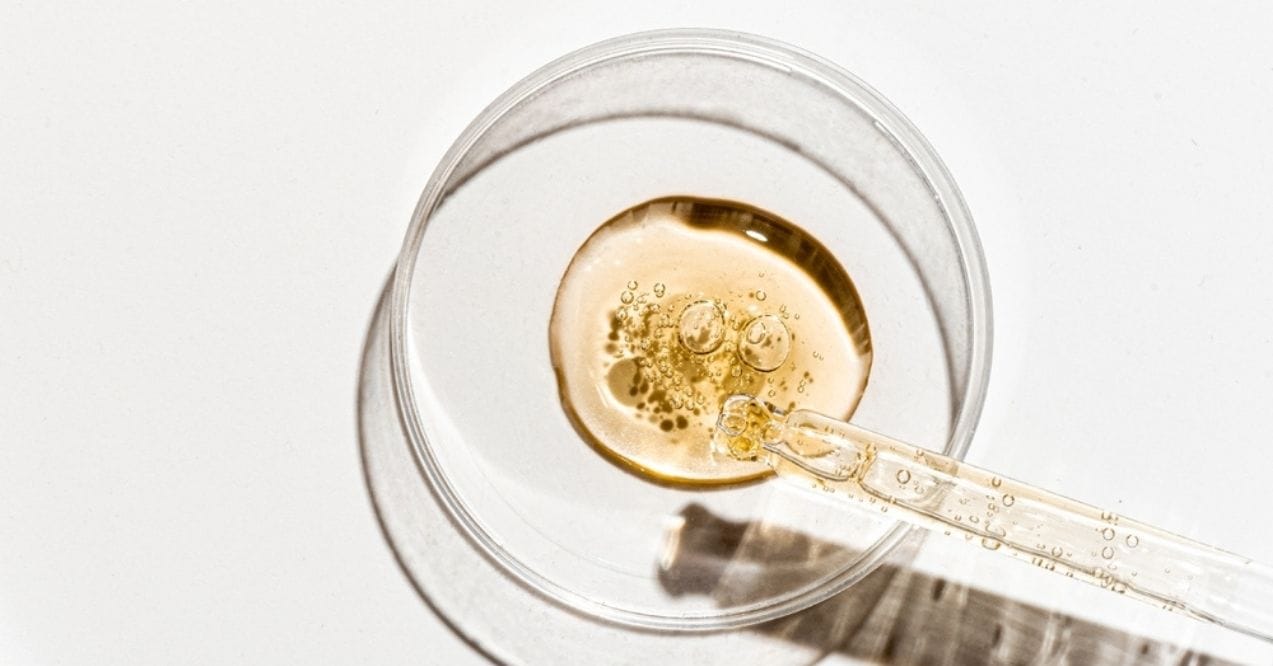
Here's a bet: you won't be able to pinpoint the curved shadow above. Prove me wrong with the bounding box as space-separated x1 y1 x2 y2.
357 277 502 664
359 276 1230 664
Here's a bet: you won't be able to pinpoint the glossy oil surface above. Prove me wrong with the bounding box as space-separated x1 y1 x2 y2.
549 197 873 484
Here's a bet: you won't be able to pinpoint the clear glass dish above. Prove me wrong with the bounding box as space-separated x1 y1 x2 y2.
374 28 992 658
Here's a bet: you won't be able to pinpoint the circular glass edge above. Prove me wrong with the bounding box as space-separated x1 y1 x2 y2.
387 28 995 632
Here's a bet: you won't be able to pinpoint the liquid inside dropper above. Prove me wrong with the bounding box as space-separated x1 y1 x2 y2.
549 198 1273 641
548 196 872 485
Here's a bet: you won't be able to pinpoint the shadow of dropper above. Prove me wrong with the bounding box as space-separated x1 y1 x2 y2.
659 503 1235 665
360 275 1240 664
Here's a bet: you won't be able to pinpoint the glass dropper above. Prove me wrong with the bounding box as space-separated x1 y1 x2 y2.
714 394 1273 643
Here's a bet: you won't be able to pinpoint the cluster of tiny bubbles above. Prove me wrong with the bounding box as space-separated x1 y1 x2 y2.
611 281 701 431
607 278 823 440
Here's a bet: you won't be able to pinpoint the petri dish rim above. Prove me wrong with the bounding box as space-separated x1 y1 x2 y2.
388 28 994 631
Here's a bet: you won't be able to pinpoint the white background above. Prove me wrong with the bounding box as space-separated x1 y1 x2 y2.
4 3 1273 663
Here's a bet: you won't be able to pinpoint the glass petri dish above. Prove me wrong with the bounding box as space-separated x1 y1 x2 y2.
383 28 992 643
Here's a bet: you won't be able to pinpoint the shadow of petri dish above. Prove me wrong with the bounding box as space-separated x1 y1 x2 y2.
370 29 993 661
361 284 1233 664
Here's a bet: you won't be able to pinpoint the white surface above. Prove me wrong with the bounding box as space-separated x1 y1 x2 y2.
4 3 1273 664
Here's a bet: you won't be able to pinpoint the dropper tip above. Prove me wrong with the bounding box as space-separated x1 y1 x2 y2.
712 394 783 461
